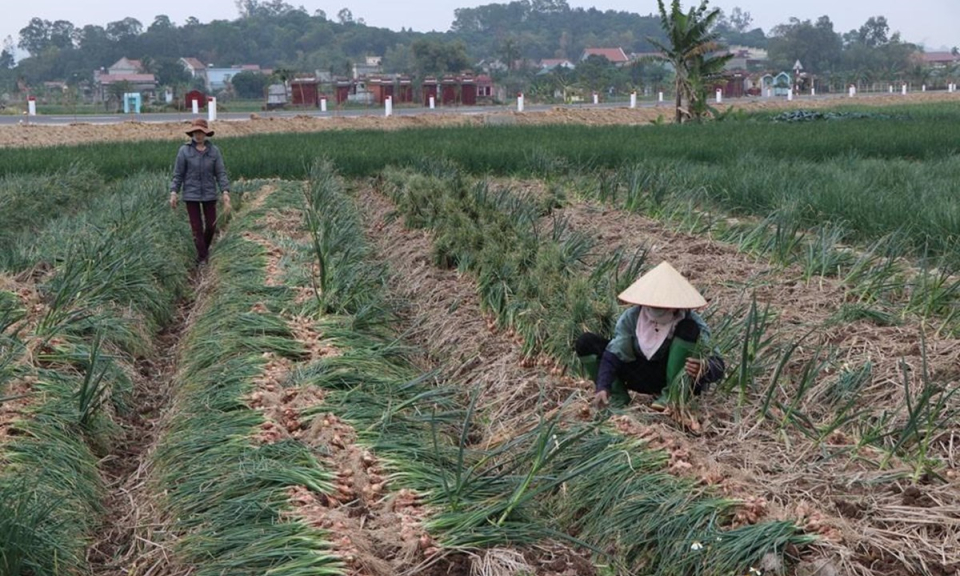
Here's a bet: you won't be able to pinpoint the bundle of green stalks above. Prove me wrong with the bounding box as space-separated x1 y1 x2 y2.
0 175 192 576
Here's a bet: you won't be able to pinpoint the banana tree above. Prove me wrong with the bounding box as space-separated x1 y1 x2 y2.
648 0 732 123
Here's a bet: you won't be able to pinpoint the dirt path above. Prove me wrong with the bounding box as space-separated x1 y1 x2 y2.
2 92 958 149
86 279 198 576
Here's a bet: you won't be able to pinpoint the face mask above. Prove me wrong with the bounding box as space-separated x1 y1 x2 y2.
645 307 677 323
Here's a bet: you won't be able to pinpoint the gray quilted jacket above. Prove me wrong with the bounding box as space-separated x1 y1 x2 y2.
169 140 230 201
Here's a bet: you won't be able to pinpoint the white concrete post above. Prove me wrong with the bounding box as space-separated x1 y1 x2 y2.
787 89 793 101
208 98 217 122
811 87 816 97
630 92 637 109
27 98 36 116
902 84 907 96
385 96 393 117
889 85 894 93
766 88 772 98
320 98 327 112
922 85 926 92
715 88 722 103
658 91 664 104
429 96 435 109
849 85 856 98
593 92 599 105
192 99 199 115
517 93 524 112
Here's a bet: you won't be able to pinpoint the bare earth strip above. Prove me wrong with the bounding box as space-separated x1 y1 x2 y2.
87 278 200 576
2 92 958 149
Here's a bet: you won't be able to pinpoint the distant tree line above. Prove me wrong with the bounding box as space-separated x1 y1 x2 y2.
0 0 949 99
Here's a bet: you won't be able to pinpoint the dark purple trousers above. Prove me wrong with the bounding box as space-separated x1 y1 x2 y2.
185 200 218 263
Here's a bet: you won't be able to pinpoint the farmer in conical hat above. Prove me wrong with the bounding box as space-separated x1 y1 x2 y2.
576 262 725 410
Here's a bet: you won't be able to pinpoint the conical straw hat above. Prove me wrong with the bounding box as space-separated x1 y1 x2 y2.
618 261 707 309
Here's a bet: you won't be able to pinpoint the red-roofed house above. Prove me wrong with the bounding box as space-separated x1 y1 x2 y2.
580 48 629 66
922 51 960 67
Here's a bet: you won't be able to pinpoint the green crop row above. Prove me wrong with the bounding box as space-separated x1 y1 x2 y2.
378 162 641 368
0 175 191 575
147 181 342 576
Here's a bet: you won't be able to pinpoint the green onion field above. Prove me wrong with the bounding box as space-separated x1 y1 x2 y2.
0 101 957 576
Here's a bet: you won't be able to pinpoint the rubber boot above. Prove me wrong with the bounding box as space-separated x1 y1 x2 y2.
651 337 697 411
579 354 629 408
609 378 630 408
578 354 600 382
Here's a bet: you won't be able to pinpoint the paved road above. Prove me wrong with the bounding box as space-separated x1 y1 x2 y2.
0 101 657 125
0 91 944 126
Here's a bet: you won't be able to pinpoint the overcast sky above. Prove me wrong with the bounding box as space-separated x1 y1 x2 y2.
3 0 957 57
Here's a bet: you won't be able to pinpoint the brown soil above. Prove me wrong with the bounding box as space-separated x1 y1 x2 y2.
2 92 958 149
358 181 960 576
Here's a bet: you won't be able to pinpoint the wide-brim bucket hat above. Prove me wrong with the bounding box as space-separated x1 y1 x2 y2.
618 261 707 309
186 118 214 136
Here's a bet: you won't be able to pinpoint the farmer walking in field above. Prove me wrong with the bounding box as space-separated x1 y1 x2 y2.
576 261 725 410
169 118 231 265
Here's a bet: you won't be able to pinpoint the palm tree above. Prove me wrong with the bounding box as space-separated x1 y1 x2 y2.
648 0 732 123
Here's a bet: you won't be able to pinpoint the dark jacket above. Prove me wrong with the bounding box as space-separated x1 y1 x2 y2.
597 306 725 394
170 140 230 201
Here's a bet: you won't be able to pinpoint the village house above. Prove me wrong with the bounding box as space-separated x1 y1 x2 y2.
179 58 266 92
580 48 630 66
108 57 143 75
921 51 960 68
723 46 769 71
178 57 206 80
94 57 157 103
353 56 383 79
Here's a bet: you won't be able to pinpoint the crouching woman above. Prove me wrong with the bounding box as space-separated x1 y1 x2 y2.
576 262 725 410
